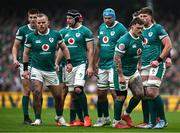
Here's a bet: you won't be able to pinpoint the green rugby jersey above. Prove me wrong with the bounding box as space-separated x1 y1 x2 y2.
115 32 144 76
15 24 35 63
142 24 168 66
62 25 94 67
24 29 63 71
98 21 127 69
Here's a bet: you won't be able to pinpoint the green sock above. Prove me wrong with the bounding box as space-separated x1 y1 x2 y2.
97 101 103 117
73 99 84 122
70 109 76 122
114 99 124 120
78 92 89 117
126 97 140 114
35 114 41 119
154 95 166 121
142 99 149 123
56 110 63 117
148 99 156 125
102 100 109 117
22 96 29 118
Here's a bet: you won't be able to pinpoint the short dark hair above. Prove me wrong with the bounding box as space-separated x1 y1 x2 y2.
139 7 153 16
28 8 39 15
129 17 144 27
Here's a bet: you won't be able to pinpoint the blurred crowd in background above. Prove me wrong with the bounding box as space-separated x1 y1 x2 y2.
0 1 179 95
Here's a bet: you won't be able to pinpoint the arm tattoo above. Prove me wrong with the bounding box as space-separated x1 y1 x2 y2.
114 52 123 76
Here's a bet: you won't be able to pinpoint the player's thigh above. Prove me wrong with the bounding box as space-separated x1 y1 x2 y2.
74 64 86 87
147 63 166 88
113 68 128 92
43 71 59 86
97 69 109 90
128 71 144 98
108 68 115 90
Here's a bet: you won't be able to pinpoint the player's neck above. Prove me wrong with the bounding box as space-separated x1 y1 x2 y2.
145 22 153 28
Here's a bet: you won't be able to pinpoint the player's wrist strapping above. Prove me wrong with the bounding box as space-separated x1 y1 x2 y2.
23 62 29 71
157 57 163 63
66 59 71 64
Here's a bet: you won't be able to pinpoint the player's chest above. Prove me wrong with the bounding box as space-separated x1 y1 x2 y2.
32 36 57 51
99 29 119 43
127 41 143 56
64 31 84 45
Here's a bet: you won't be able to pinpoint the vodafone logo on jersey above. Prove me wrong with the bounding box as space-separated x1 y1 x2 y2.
68 38 75 45
143 38 148 45
137 48 142 55
103 36 109 43
42 44 49 51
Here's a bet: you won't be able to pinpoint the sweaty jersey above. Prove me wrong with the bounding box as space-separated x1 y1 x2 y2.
142 24 168 66
98 21 127 69
61 25 94 67
115 32 144 76
15 24 36 63
25 29 63 71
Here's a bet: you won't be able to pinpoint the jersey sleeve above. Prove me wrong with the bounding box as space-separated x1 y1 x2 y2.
156 24 168 40
15 27 24 41
84 27 94 42
24 34 32 48
57 31 63 44
119 23 128 36
115 39 127 55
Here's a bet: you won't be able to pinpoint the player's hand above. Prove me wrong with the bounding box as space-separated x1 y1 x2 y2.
119 75 126 84
87 66 93 78
66 63 73 73
13 60 20 69
55 64 59 72
22 70 30 79
94 64 98 75
165 57 172 68
150 60 160 68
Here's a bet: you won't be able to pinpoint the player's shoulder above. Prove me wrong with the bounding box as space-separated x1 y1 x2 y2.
117 32 130 43
80 25 93 33
153 23 164 30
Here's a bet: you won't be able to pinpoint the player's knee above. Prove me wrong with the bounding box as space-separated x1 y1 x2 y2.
133 90 144 99
32 89 41 97
115 90 127 101
146 87 159 99
74 86 83 94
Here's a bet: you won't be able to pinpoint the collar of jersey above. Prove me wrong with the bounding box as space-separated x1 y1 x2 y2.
129 31 139 40
70 24 82 30
144 23 154 30
105 21 118 28
27 24 36 31
38 28 50 35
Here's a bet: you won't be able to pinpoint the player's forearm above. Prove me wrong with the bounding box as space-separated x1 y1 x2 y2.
160 37 172 59
87 47 94 68
62 46 70 60
94 44 100 67
55 48 63 65
23 48 30 63
12 46 18 61
114 53 123 76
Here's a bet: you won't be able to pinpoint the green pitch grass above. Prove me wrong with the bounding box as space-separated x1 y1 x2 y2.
0 108 179 132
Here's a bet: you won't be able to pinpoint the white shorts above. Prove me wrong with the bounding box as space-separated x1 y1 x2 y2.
19 63 31 80
121 70 140 91
141 63 166 88
30 67 59 86
97 68 114 90
64 63 86 92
